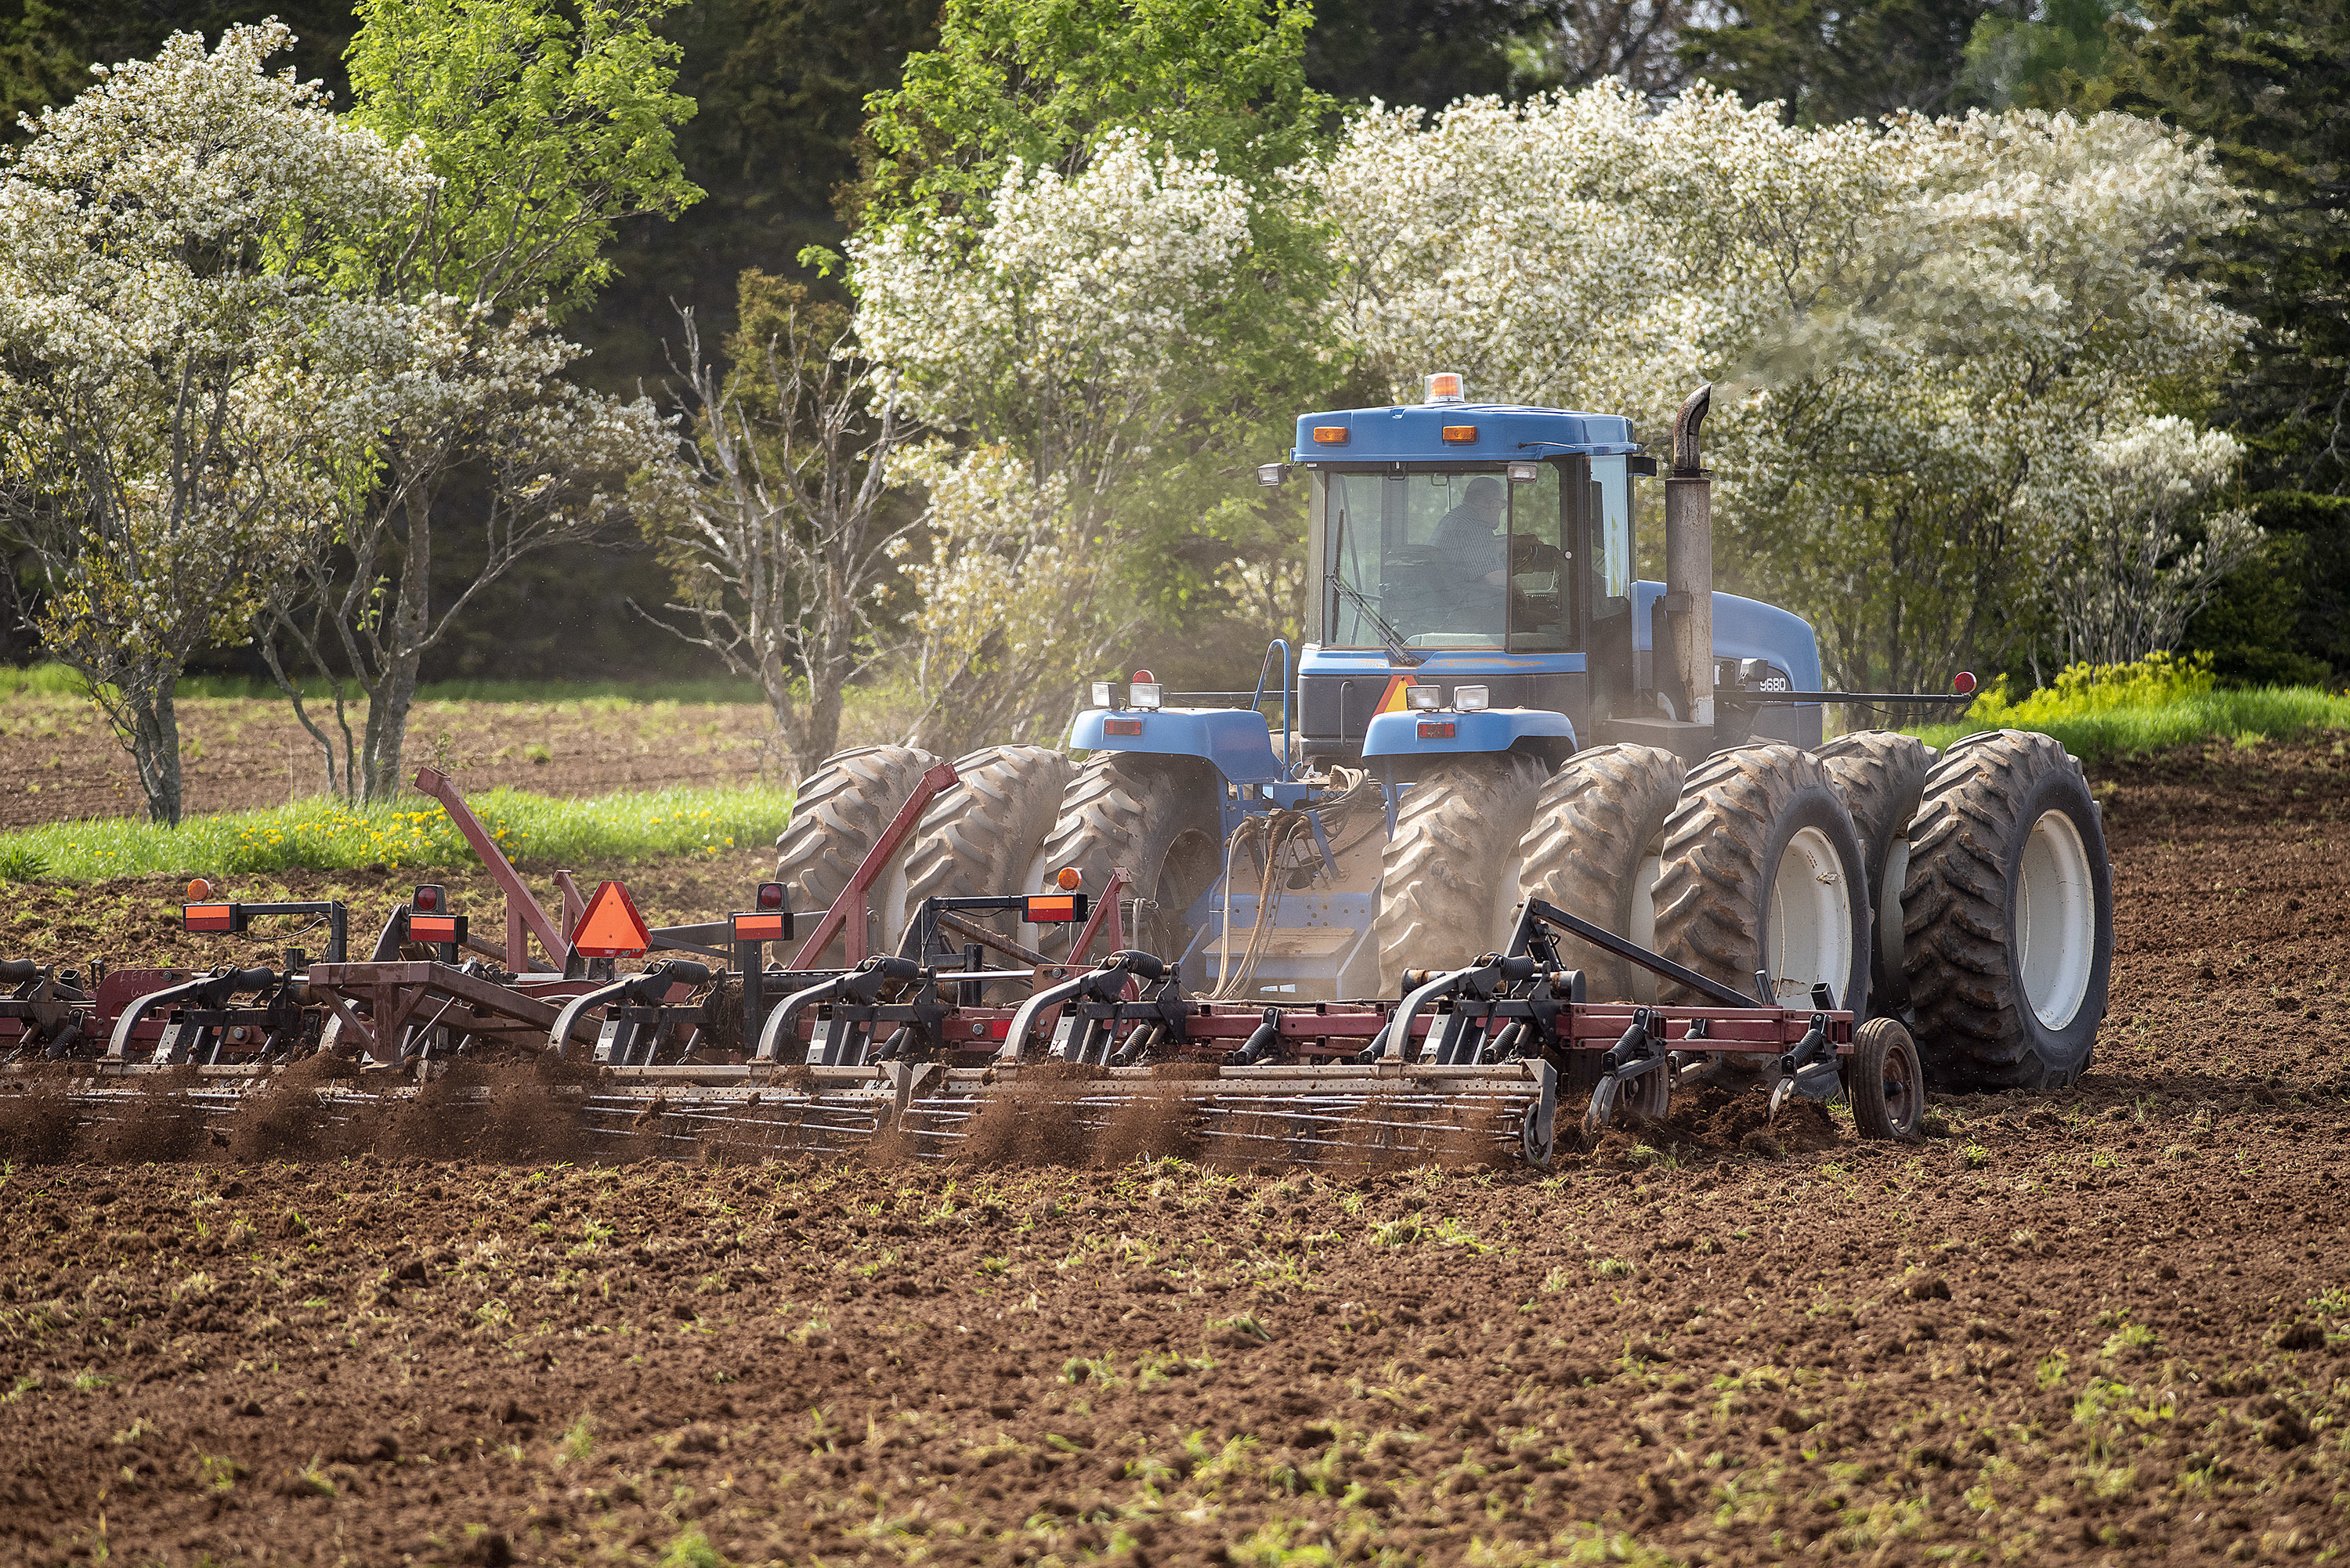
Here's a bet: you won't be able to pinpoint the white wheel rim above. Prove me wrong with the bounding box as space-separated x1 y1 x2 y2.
1766 826 1853 1009
2018 807 2095 1030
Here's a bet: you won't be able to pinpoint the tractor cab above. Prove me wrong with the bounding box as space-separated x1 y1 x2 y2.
1285 374 1821 768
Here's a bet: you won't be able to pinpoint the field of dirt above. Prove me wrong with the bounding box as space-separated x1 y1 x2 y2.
0 695 784 827
0 735 2345 1565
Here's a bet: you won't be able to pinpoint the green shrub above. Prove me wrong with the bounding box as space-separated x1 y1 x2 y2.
1910 652 2350 762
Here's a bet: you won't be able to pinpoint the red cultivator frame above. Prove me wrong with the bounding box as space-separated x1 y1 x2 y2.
2 764 1918 1171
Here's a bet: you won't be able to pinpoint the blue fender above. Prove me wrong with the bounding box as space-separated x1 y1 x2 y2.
1361 707 1576 759
1068 707 1282 785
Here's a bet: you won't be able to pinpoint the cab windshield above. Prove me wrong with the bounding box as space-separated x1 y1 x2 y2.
1318 466 1568 652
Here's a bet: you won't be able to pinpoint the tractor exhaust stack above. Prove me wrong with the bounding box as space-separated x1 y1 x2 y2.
1665 384 1715 729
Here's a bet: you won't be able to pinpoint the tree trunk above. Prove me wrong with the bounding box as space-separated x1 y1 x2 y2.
363 483 435 803
121 674 185 827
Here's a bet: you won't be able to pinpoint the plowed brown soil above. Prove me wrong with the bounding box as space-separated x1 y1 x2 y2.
1 735 2345 1566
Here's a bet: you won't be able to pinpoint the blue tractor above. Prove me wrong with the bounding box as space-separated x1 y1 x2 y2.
776 380 2116 1098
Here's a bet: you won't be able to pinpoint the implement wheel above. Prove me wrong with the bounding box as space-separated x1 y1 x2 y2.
1902 730 2113 1089
1373 753 1550 994
775 744 938 966
1848 1017 1923 1140
888 744 1074 957
1513 744 1685 1003
1028 754 1223 966
1817 729 1932 1010
1653 743 1871 1016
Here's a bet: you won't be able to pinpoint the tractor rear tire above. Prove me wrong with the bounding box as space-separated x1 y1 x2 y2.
1512 744 1686 1003
1848 1016 1924 1140
1816 730 1932 1010
888 744 1075 957
1652 743 1871 1017
1027 753 1224 968
1373 753 1551 995
1901 730 2113 1089
774 744 938 967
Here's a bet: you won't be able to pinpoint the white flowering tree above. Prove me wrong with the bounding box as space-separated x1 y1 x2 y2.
1312 85 2251 692
255 0 700 804
259 300 678 800
849 130 1260 750
2042 417 2262 668
0 23 430 825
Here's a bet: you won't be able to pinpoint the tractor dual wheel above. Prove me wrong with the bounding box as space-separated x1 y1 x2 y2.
774 744 938 966
1902 729 2113 1090
1029 753 1224 967
1513 743 1686 1004
1652 742 1872 1017
888 744 1075 957
1373 753 1551 995
1816 729 1932 1010
1848 1016 1924 1140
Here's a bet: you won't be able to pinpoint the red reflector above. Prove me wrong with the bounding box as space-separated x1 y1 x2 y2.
1441 425 1478 443
732 912 790 942
410 915 460 943
1418 720 1457 739
1311 426 1349 444
183 903 237 932
1024 894 1089 924
1103 717 1144 736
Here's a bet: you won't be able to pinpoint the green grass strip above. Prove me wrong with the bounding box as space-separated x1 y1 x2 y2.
1909 685 2350 764
0 785 795 883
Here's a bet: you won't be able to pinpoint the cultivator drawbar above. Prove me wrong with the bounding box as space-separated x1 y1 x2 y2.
2 762 1913 1171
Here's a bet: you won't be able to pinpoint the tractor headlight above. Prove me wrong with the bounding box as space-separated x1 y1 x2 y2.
1454 685 1489 712
1506 461 1540 484
1256 463 1289 487
1129 681 1163 710
1405 685 1443 711
1090 681 1113 708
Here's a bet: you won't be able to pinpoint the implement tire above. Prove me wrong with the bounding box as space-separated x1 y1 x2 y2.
1513 744 1685 1003
774 744 938 966
1652 743 1871 1016
888 745 1075 958
1374 753 1550 995
1028 753 1224 967
1816 730 1932 1010
1902 730 2113 1090
1848 1017 1924 1140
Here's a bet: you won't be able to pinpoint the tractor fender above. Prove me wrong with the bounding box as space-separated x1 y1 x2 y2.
1067 707 1282 785
1361 707 1576 761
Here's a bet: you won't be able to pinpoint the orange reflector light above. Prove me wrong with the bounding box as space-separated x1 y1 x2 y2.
183 902 238 933
1441 425 1478 443
1056 866 1083 891
1103 717 1143 736
732 911 792 943
186 877 212 901
410 914 461 944
1417 720 1457 739
1023 894 1089 924
1311 426 1348 444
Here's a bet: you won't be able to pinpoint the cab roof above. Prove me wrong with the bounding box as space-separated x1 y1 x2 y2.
1292 403 1640 464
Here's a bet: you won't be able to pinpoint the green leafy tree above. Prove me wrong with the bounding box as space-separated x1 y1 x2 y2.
2093 0 2350 679
258 0 701 802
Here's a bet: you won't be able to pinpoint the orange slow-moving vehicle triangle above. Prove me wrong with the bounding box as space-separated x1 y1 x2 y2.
1375 674 1422 714
572 879 653 957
